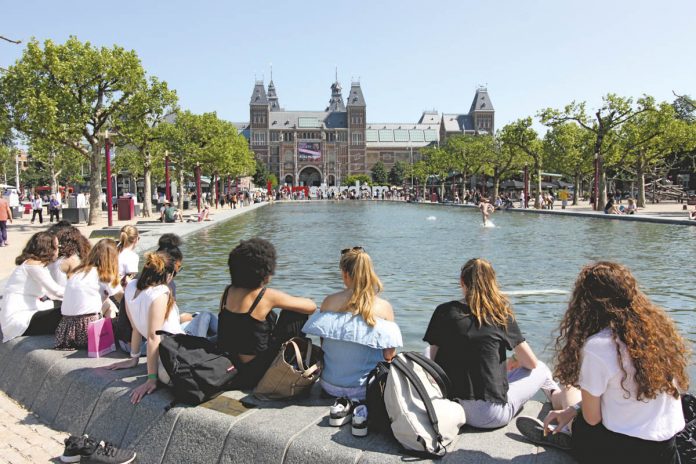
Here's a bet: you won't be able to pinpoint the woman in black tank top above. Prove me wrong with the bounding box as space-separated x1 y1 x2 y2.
218 238 316 389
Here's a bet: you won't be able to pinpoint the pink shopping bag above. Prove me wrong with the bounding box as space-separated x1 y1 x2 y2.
87 318 115 358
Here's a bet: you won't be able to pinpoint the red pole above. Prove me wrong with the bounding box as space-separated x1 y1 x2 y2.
593 154 599 211
523 165 529 209
196 165 202 213
165 155 170 201
105 137 113 227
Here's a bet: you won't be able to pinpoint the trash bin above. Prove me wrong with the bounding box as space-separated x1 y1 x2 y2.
117 197 135 221
68 196 78 208
23 203 32 215
11 206 22 219
183 200 190 210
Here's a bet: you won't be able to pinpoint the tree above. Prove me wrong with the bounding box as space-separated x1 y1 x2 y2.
499 118 545 208
444 134 487 190
371 160 388 184
28 139 84 196
388 160 407 185
252 158 268 187
267 173 279 190
543 123 594 205
117 77 178 216
480 134 523 200
0 37 147 224
343 174 371 186
539 94 655 209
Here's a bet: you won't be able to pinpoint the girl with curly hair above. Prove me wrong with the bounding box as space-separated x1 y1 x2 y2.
1 232 64 342
516 261 689 464
48 224 91 287
424 258 560 429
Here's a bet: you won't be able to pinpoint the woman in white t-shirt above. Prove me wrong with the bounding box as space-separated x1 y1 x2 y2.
516 261 688 464
47 224 91 288
54 239 121 350
117 225 140 284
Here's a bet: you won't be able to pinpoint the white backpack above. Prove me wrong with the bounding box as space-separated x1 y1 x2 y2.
383 352 466 457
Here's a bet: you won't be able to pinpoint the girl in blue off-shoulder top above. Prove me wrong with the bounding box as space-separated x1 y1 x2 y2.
303 247 402 434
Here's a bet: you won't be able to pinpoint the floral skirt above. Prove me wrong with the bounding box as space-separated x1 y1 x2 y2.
54 314 100 350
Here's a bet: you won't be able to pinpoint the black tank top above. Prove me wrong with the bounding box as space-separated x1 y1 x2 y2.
218 286 277 357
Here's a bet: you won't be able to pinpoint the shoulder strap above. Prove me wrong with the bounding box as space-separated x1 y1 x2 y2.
404 352 451 399
391 355 443 443
247 287 267 315
218 285 232 313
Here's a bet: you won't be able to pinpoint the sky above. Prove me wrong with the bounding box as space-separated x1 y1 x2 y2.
2 0 695 130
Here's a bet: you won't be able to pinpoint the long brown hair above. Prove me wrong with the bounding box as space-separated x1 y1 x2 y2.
339 248 383 327
460 258 513 328
54 226 91 259
554 261 689 400
137 252 176 319
15 231 57 265
69 239 120 287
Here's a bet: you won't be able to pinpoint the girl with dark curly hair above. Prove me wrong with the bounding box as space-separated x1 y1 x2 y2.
48 225 91 287
217 238 317 389
1 232 64 342
516 261 689 464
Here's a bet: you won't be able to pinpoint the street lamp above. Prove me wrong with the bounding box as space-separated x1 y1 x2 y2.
165 150 171 202
593 152 599 211
104 130 114 227
523 163 529 209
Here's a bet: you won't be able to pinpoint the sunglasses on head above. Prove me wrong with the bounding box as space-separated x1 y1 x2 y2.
341 246 364 255
172 266 183 277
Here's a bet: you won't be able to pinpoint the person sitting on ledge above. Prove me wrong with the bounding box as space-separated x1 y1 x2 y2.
625 197 637 215
515 261 688 464
423 258 561 429
160 200 183 223
689 204 696 220
217 238 316 390
604 198 622 215
303 246 402 428
47 223 92 288
1 231 65 342
107 251 217 403
55 239 121 350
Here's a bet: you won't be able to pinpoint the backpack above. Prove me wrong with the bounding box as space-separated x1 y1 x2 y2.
156 330 238 405
365 361 392 435
384 352 465 458
677 393 696 464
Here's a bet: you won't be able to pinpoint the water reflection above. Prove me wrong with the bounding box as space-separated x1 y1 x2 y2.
175 201 696 381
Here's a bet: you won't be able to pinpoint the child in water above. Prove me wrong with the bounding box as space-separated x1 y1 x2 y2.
479 198 494 226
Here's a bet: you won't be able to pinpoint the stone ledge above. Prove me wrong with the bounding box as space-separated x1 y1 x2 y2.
0 334 576 463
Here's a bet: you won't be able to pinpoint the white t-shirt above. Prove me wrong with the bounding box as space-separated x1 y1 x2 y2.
118 248 139 277
61 268 120 316
579 328 685 441
124 280 183 338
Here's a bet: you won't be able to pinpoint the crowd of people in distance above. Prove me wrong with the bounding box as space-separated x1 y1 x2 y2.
0 227 691 464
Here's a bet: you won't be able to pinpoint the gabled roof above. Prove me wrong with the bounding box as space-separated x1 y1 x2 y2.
267 80 281 111
364 122 440 148
418 111 440 124
469 87 494 112
346 83 366 107
442 114 474 132
266 111 348 129
250 81 268 105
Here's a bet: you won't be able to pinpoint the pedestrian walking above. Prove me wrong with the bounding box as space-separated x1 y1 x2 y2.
49 194 61 222
0 191 13 246
31 196 43 224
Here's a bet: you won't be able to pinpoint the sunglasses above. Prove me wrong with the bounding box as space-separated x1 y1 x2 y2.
341 246 365 255
172 266 183 278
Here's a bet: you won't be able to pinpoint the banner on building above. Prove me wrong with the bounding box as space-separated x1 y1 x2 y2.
298 142 321 161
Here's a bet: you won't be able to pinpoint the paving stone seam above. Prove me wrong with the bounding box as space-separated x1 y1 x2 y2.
79 377 134 438
212 416 250 464
279 409 333 464
149 408 184 464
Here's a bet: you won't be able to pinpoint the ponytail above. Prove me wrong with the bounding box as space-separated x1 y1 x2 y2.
138 251 176 319
117 225 139 251
340 249 383 327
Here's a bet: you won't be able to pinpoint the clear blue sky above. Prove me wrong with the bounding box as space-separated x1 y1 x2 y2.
2 0 695 129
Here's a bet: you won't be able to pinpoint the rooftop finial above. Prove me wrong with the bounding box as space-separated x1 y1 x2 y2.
270 63 273 81
335 66 338 83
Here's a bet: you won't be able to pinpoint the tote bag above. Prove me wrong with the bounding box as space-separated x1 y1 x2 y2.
87 318 116 358
253 337 322 400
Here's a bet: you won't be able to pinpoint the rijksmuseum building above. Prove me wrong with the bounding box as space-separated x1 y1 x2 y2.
240 77 494 187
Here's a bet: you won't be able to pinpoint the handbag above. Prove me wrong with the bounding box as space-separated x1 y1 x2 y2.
253 337 322 400
87 318 116 358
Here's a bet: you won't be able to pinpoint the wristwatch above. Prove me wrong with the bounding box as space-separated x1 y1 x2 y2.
572 403 582 412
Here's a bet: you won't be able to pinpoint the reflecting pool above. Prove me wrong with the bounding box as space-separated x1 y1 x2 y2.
175 201 696 381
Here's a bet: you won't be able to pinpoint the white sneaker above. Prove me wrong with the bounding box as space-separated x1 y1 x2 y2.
351 405 368 437
329 398 353 426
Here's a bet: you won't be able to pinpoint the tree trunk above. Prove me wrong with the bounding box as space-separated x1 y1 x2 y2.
534 168 542 209
599 170 607 210
142 156 152 217
88 143 102 225
637 168 646 207
178 168 185 210
573 172 580 206
492 175 500 200
212 172 218 208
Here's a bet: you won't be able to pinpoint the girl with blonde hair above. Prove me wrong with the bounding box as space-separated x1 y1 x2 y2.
303 247 402 432
516 262 688 463
55 239 121 350
117 225 140 284
424 258 560 429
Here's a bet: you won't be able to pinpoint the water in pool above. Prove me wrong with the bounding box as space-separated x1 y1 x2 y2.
174 201 696 382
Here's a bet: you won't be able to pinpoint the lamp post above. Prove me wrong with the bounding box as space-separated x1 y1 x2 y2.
523 164 529 208
165 150 170 202
593 152 599 211
195 163 201 213
105 130 113 227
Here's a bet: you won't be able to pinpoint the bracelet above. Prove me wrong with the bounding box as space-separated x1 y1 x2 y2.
147 373 157 380
572 403 582 412
130 352 140 359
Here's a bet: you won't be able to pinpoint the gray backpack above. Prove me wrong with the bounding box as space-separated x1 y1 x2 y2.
383 352 466 457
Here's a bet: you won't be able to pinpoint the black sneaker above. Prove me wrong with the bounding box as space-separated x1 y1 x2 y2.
83 440 136 464
515 416 572 451
61 435 92 463
329 397 354 426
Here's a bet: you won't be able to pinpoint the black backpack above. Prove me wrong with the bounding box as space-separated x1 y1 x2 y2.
156 330 238 405
677 393 696 464
366 361 392 434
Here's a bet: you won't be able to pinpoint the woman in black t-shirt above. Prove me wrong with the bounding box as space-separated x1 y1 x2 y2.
424 258 562 429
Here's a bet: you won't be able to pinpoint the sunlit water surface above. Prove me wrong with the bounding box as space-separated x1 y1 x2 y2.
173 201 696 382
